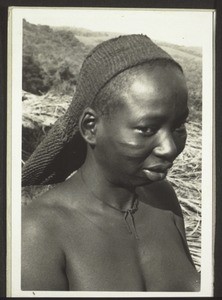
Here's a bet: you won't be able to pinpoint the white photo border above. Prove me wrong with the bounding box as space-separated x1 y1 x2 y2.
7 7 215 297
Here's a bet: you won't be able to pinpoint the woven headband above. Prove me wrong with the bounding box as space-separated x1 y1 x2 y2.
22 34 179 186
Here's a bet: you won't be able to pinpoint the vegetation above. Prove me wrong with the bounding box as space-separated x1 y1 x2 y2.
22 20 202 271
23 19 89 95
168 121 201 271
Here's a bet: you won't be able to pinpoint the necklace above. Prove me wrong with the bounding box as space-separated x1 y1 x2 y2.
79 168 139 239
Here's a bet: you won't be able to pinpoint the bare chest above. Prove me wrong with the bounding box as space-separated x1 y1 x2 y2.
61 204 199 291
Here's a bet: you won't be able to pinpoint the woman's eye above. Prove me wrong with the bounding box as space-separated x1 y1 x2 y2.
136 126 157 136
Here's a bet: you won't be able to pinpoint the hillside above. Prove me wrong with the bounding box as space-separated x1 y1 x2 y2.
23 20 202 120
23 19 88 95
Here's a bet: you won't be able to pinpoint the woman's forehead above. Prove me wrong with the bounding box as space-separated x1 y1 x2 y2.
114 65 189 121
123 64 187 99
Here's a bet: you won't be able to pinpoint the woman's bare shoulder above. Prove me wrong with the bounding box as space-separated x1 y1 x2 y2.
23 183 76 229
22 175 86 244
21 183 77 290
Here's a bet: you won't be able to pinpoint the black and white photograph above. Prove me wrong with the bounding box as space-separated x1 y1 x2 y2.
7 7 214 297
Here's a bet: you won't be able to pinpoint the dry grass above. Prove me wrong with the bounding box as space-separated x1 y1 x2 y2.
22 91 72 129
22 92 202 272
168 121 202 272
22 91 73 162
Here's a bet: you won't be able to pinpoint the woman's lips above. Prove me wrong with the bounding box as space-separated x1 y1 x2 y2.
142 163 173 181
142 169 167 181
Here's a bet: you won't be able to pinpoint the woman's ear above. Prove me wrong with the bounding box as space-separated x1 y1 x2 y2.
79 107 98 145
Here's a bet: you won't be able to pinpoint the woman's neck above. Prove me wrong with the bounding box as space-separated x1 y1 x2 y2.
79 157 136 212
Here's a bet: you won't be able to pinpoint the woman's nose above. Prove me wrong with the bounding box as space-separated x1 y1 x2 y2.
153 132 178 161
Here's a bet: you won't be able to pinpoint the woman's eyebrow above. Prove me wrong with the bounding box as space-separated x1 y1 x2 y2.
135 114 168 123
135 109 189 124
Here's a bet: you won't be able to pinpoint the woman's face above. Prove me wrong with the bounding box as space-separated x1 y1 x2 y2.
93 64 189 188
